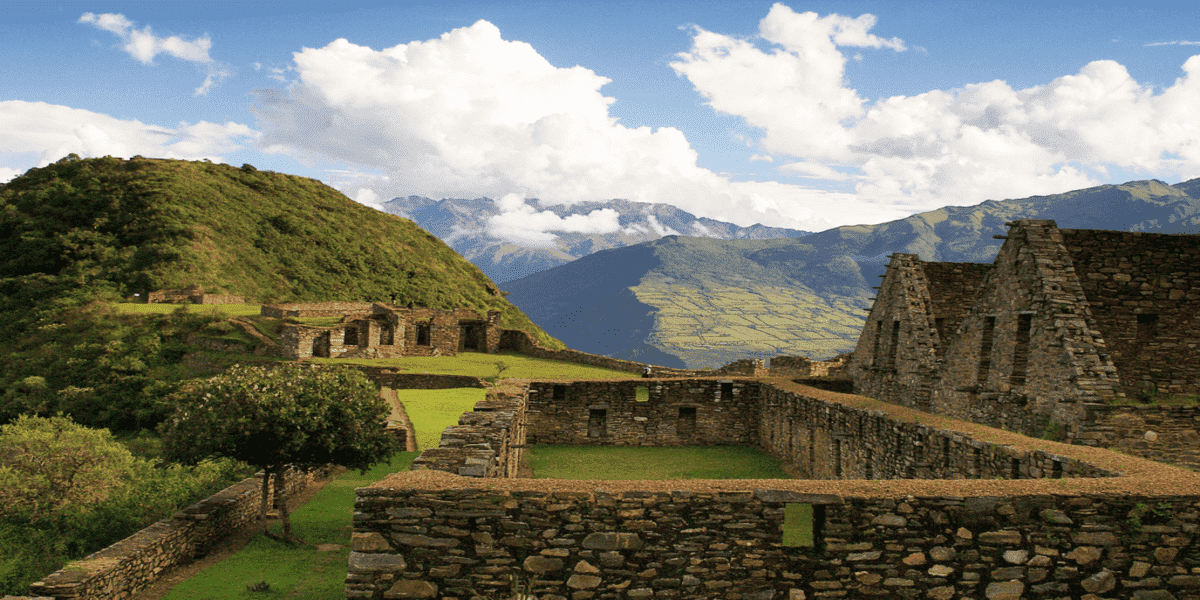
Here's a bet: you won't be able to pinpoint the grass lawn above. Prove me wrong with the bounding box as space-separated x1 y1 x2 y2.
312 351 636 381
110 302 263 317
527 445 790 480
160 451 417 600
395 388 487 450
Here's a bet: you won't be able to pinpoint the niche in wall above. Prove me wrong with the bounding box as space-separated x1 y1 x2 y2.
677 406 697 437
588 409 607 438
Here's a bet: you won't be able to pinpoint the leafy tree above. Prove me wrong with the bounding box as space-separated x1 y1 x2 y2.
0 414 136 523
160 363 400 542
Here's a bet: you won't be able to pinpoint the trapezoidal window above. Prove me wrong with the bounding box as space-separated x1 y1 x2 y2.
1010 314 1032 385
720 382 733 398
635 386 649 402
416 323 431 346
553 384 566 401
782 503 825 548
886 320 900 370
343 324 359 347
677 407 697 437
588 409 607 438
1137 314 1158 341
977 317 996 385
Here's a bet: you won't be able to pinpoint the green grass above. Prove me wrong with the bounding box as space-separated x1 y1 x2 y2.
526 445 790 480
395 388 487 450
110 302 263 317
782 503 815 547
160 452 416 600
312 351 637 381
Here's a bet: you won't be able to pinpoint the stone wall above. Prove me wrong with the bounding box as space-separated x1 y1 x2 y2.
1062 229 1200 396
768 356 813 377
261 301 374 318
711 359 768 377
498 330 706 377
523 379 761 447
1078 403 1200 471
27 469 313 600
147 284 244 305
410 388 527 478
348 482 1200 600
758 384 1114 481
350 368 487 390
921 262 993 352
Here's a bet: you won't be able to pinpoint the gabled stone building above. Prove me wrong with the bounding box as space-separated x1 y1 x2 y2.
850 220 1200 456
271 302 502 360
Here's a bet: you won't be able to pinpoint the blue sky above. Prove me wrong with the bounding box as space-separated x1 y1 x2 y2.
3 1 1200 233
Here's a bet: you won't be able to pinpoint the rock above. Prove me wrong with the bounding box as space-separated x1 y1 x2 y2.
1155 547 1180 564
929 546 955 561
1065 545 1102 565
1071 531 1118 546
349 552 406 572
1081 569 1116 594
927 585 955 600
1003 550 1029 564
855 572 882 585
566 574 602 589
1130 591 1177 600
848 551 883 561
928 565 954 577
581 532 643 550
985 581 1025 600
524 556 564 574
902 552 927 566
1039 509 1073 525
384 579 437 599
883 578 914 587
872 514 907 527
956 527 974 540
393 534 459 548
351 532 392 552
1169 575 1200 588
1130 561 1152 577
574 560 600 574
978 531 1023 545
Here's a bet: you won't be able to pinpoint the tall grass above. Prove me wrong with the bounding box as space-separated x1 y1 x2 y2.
527 445 790 480
110 302 264 317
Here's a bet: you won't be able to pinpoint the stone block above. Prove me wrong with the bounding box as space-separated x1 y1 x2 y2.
384 579 438 599
348 552 406 572
580 532 643 551
985 581 1024 600
352 532 392 553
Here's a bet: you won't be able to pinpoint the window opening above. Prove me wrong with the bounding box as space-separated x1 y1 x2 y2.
677 407 697 437
344 324 359 346
972 448 982 478
782 503 824 548
720 382 733 397
635 386 649 402
834 438 843 478
977 317 996 385
1051 460 1063 479
1010 458 1022 480
588 409 607 438
942 437 951 470
864 449 874 480
552 385 566 401
872 321 883 367
416 323 431 346
1137 314 1158 341
886 320 900 370
1010 314 1032 385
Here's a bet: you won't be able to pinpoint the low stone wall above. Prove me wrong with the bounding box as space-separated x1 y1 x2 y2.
498 330 705 377
410 388 526 478
769 356 813 377
524 379 761 446
351 368 487 390
261 301 374 318
1079 403 1200 471
347 482 1200 600
27 469 313 600
195 293 245 305
711 358 767 376
759 385 1115 481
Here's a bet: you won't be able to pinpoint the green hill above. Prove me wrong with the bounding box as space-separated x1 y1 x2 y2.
0 155 562 431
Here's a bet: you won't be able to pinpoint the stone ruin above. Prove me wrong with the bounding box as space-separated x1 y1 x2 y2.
146 283 244 305
850 219 1200 470
267 303 503 360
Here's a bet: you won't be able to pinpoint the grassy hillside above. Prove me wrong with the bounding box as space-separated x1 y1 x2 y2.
0 155 563 432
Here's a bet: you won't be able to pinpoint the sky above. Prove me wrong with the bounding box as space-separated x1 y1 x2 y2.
3 1 1200 235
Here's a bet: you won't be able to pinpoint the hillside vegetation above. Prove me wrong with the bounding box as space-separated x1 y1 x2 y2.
0 155 563 432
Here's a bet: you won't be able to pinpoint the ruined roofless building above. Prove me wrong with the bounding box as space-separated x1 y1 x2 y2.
267 302 502 360
849 219 1200 454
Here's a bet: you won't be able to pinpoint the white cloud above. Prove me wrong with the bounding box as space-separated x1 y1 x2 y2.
672 4 1200 212
80 12 213 64
355 188 382 209
0 167 21 184
252 19 836 231
0 100 259 173
1146 41 1200 47
486 193 621 247
645 215 680 236
79 12 230 95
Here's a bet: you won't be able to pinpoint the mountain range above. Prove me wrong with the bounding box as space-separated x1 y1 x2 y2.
497 179 1200 369
381 196 809 283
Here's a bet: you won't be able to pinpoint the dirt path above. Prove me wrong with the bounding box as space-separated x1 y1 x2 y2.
129 467 345 600
381 386 418 452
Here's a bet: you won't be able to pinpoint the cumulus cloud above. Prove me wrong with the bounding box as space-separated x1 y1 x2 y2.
79 12 230 96
0 100 259 175
672 3 1200 211
486 193 621 246
252 19 831 231
0 167 21 184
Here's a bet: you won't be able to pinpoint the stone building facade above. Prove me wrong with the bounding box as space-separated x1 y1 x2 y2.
275 303 502 360
146 284 244 305
849 220 1200 467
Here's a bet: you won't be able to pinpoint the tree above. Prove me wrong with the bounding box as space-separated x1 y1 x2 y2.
0 414 136 523
161 363 400 542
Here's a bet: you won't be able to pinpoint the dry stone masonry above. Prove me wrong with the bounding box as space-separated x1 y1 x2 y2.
850 220 1200 470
